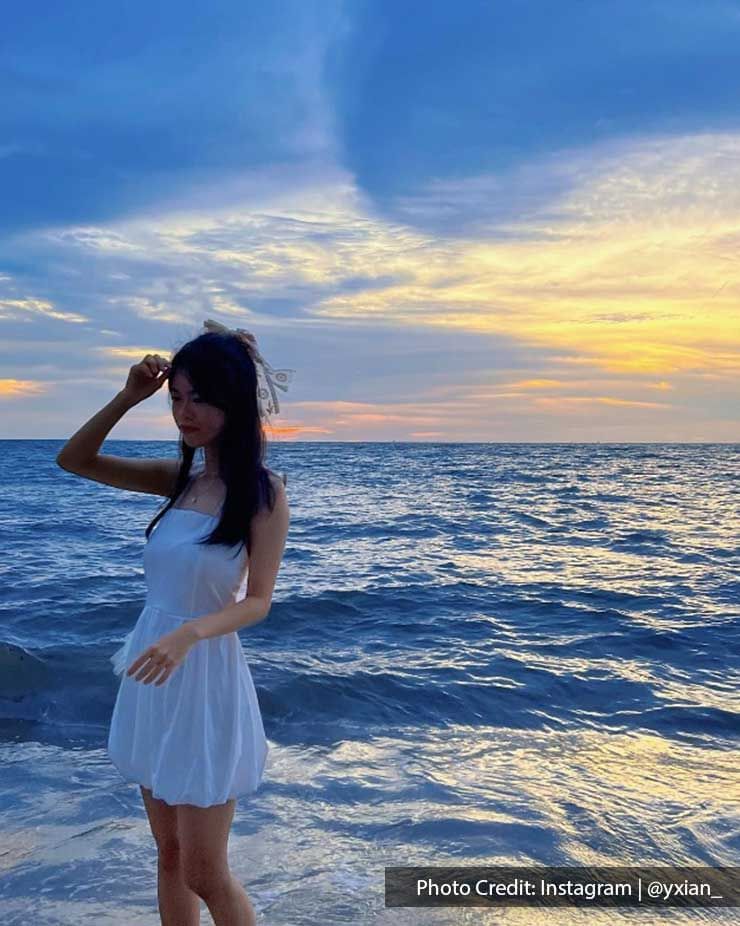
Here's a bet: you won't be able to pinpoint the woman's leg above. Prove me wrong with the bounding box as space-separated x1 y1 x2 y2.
178 797 258 926
140 785 201 926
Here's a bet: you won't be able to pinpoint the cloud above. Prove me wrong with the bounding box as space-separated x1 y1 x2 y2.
0 0 345 234
327 0 740 234
1 0 738 439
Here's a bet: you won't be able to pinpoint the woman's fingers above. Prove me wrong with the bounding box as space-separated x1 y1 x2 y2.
142 665 167 685
142 354 170 377
135 660 165 684
126 638 182 686
129 649 174 685
128 647 158 678
140 652 167 677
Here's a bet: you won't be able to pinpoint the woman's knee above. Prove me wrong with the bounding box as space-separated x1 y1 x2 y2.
177 799 235 896
182 853 231 898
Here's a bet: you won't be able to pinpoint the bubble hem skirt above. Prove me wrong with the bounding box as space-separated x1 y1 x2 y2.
107 604 269 807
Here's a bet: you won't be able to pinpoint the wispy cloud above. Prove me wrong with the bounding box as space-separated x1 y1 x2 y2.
0 1 738 439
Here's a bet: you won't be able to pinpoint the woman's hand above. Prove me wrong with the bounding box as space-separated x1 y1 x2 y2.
126 626 197 687
121 354 171 405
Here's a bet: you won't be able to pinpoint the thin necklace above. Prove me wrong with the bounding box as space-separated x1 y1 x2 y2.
186 473 221 504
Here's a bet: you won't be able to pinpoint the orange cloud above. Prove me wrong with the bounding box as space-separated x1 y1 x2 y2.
0 379 48 398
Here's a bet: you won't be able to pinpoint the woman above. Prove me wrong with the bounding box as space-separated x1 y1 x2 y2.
56 319 293 926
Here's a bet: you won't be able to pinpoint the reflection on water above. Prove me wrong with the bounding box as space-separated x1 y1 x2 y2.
0 441 737 924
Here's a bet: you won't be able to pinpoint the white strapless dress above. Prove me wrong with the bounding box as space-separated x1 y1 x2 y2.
107 483 268 807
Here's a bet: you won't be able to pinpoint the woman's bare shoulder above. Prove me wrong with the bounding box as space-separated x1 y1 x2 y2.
266 468 288 489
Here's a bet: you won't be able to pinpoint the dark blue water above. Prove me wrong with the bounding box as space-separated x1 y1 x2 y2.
1 440 738 924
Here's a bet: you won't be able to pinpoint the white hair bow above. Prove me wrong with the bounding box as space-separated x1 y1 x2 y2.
202 318 295 417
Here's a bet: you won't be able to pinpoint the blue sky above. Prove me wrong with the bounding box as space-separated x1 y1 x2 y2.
2 0 739 441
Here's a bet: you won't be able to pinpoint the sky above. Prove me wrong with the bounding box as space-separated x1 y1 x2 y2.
1 0 739 442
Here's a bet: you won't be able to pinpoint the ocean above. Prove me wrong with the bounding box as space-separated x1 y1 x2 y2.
1 440 738 924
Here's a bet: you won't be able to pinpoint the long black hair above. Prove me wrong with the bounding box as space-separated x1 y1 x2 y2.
145 328 286 560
